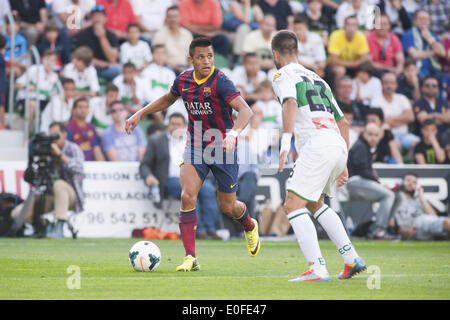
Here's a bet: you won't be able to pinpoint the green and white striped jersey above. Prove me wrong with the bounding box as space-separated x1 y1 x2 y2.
271 62 345 149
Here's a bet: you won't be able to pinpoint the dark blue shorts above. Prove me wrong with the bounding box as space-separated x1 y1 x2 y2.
182 145 239 193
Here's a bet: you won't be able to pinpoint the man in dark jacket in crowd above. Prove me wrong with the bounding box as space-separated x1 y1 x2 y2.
346 123 396 239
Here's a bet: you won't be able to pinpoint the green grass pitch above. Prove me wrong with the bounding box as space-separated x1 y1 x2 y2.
0 238 449 300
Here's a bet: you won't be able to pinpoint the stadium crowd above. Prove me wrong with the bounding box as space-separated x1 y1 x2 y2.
0 0 449 240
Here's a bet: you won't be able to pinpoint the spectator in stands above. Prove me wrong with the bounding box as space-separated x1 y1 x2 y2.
339 103 359 148
141 45 177 124
40 78 76 133
229 52 267 103
101 100 147 161
88 83 119 135
346 122 396 240
335 0 374 30
11 121 85 239
419 0 450 38
350 61 382 107
73 5 120 81
113 62 150 114
15 49 59 136
335 75 367 127
0 34 5 130
66 97 105 161
293 15 326 78
178 0 229 58
63 46 100 99
300 0 334 46
119 23 152 74
366 107 404 164
36 21 72 68
402 9 446 80
0 0 11 34
328 15 370 87
371 72 419 151
257 0 293 30
5 12 27 78
367 14 405 77
51 0 95 37
130 0 174 44
413 119 446 164
377 0 412 36
152 5 193 75
223 0 264 60
10 0 47 47
96 0 137 41
242 14 277 71
139 112 220 239
396 58 421 104
412 75 450 139
391 172 449 240
442 130 450 164
251 80 282 158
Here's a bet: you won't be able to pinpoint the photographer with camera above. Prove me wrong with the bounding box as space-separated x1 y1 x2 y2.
10 122 85 238
390 172 450 240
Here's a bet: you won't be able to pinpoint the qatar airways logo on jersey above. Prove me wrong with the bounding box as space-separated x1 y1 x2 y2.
184 101 213 115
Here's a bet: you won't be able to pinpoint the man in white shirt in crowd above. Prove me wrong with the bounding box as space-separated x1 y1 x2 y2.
242 14 277 71
293 15 326 78
88 83 119 136
119 23 152 74
371 72 419 151
230 52 268 102
130 0 174 43
152 5 193 75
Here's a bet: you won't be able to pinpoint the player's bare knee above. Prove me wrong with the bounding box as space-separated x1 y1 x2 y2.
180 190 197 209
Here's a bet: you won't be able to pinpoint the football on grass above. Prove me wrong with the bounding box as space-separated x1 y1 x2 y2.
129 241 161 272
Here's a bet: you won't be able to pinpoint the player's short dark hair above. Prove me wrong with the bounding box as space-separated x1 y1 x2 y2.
49 121 67 133
73 97 89 109
166 5 179 13
169 112 186 123
189 37 213 57
61 77 75 86
366 107 384 122
271 30 298 56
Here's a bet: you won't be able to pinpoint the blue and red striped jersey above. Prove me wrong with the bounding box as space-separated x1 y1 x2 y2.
170 66 240 148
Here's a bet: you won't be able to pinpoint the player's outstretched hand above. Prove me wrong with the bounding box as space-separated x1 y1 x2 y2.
336 167 348 190
125 111 142 135
222 134 237 153
279 151 289 172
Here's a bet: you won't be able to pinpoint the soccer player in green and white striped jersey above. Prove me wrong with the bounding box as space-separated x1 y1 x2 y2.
271 30 366 282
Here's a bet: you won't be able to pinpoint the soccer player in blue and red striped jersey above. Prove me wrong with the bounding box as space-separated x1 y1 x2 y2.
125 37 261 271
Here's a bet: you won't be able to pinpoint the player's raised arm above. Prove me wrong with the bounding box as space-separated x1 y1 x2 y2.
125 92 178 134
223 95 253 153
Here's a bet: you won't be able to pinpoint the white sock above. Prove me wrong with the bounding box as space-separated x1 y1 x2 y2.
287 209 328 275
313 204 358 265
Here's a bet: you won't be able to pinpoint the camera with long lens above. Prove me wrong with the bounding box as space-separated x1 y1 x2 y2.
24 132 60 195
